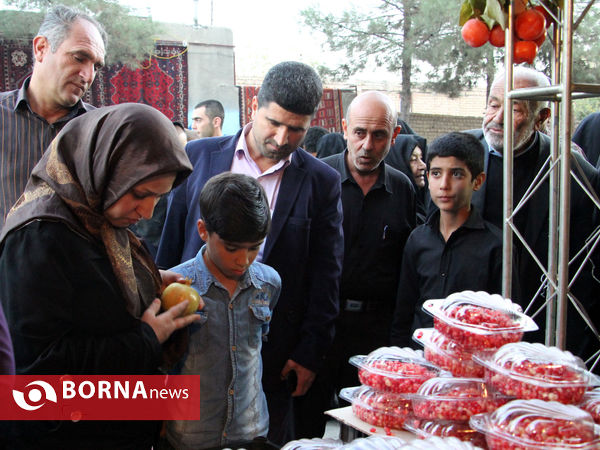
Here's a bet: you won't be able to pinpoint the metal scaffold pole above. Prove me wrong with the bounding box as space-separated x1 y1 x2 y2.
556 0 574 349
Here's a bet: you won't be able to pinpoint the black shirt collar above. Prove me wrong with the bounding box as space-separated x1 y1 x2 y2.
427 204 486 232
340 150 392 193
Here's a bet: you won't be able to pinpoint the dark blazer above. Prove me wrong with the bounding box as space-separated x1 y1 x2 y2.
466 129 600 360
573 112 600 168
156 130 344 388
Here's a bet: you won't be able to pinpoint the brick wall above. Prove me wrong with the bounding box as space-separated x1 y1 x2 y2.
411 87 487 117
407 113 483 143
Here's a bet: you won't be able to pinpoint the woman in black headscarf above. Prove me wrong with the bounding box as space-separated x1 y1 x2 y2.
316 132 346 159
385 134 429 223
0 103 199 449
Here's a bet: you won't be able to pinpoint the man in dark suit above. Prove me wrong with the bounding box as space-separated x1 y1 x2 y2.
466 66 600 363
156 61 344 444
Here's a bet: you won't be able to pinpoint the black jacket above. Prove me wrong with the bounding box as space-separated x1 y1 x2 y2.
466 129 600 362
0 221 161 449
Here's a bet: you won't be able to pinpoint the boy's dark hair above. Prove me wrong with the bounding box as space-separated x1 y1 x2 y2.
257 61 323 116
426 132 485 178
199 172 270 243
193 99 225 122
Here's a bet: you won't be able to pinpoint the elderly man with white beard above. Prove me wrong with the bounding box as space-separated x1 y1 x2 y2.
465 66 600 366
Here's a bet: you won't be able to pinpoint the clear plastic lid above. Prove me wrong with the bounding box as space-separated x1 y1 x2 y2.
580 388 600 424
339 386 412 430
280 438 343 450
423 291 537 340
349 347 445 394
339 435 406 449
409 377 512 421
403 415 487 448
413 328 485 378
399 436 484 450
470 399 600 448
474 342 600 404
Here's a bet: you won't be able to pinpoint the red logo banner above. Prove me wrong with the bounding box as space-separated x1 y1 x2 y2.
0 375 200 420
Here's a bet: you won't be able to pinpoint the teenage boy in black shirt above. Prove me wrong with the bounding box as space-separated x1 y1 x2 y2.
390 132 519 347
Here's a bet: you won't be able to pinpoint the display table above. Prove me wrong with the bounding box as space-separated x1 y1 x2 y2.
325 406 416 443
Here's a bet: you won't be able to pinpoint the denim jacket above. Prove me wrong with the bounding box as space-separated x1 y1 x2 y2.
165 246 281 450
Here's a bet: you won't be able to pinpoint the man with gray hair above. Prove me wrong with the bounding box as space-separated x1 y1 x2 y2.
466 66 600 364
0 5 106 227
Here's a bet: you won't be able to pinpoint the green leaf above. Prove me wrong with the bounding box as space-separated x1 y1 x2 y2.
482 0 506 29
469 0 487 14
460 0 474 26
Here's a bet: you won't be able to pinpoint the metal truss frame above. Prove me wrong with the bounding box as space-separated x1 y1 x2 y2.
501 0 600 370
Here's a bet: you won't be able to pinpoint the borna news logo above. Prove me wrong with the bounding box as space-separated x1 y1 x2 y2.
12 380 58 411
0 375 200 420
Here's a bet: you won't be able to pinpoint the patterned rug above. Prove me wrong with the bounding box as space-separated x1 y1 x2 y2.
88 43 188 125
240 86 344 132
0 40 188 125
0 39 32 92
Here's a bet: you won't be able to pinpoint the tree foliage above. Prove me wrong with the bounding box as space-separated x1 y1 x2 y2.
301 0 502 117
0 0 162 66
301 0 600 118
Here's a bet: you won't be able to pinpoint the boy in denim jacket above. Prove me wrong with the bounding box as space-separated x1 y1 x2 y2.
164 172 281 450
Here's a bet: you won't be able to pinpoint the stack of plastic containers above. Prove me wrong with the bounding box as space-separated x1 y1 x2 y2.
467 342 600 448
343 347 445 432
403 291 539 447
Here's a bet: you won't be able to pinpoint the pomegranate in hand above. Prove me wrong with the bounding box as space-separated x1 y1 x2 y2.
161 279 204 316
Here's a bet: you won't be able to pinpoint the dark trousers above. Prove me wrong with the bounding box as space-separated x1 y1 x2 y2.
293 304 393 439
265 386 295 446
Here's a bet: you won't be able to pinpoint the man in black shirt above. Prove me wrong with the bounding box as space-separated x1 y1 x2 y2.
295 91 416 438
390 132 516 347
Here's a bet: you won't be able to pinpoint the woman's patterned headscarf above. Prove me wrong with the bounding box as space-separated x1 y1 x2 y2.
0 103 192 317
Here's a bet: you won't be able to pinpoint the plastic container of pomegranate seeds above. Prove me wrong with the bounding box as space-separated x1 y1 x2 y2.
339 386 413 430
580 388 600 424
413 328 486 378
349 347 446 394
409 377 511 422
470 399 600 449
422 291 537 351
403 415 487 449
474 342 600 404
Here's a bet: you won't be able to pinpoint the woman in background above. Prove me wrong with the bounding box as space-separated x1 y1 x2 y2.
385 134 429 223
